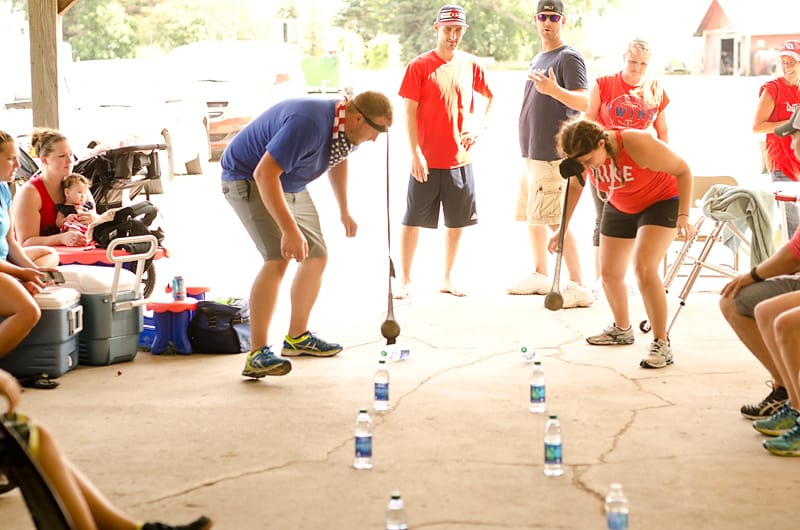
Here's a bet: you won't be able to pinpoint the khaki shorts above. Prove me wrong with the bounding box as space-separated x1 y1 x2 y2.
222 179 327 261
514 159 565 226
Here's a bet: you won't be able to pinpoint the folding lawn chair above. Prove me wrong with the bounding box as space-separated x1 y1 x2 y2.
641 180 774 334
0 418 73 529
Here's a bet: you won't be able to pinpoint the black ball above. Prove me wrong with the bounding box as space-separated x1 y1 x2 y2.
544 291 563 311
381 319 401 340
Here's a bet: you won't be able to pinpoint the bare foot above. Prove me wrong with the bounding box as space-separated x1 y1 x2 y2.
439 281 465 297
393 281 410 300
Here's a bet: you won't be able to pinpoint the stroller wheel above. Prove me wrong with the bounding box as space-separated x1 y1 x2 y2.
142 262 156 298
123 261 157 298
639 320 651 333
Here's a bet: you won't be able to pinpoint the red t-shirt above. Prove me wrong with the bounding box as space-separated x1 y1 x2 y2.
590 130 678 214
595 72 669 132
399 50 492 169
760 78 800 180
27 174 59 236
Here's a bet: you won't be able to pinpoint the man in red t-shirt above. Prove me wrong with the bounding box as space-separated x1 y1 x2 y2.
394 4 493 298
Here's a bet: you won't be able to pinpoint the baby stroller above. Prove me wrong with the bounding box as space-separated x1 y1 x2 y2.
73 143 166 213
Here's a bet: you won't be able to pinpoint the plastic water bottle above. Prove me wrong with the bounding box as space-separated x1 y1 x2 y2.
605 483 629 530
353 408 373 470
529 361 546 413
374 359 390 411
384 491 409 530
381 345 411 362
515 341 536 361
543 414 563 476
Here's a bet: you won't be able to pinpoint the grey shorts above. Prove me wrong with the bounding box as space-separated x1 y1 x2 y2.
222 179 327 261
734 275 800 318
514 159 564 226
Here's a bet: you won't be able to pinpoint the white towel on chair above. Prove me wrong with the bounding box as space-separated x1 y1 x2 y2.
701 184 775 267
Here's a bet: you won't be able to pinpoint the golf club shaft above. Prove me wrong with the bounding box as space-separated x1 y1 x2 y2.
550 178 572 294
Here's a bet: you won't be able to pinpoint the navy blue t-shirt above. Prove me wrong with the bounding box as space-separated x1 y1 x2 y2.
518 45 587 161
221 97 351 193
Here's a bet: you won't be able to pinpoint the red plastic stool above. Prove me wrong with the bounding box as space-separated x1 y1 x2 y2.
146 297 198 354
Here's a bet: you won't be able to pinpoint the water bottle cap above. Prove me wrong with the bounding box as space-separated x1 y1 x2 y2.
520 346 527 352
379 359 386 365
534 361 541 365
380 350 388 357
359 407 368 413
549 414 557 419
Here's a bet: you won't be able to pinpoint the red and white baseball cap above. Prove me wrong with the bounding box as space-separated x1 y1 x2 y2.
436 5 468 27
779 40 800 61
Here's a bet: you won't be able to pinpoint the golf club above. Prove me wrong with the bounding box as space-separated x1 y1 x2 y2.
544 158 584 311
379 130 401 344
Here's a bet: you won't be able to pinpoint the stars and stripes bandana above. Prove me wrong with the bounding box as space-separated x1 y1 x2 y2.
329 99 353 169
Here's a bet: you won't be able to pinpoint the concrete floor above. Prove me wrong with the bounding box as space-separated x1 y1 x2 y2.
1 280 795 529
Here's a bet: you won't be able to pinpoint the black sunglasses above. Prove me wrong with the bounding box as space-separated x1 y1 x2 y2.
351 101 387 133
536 13 562 23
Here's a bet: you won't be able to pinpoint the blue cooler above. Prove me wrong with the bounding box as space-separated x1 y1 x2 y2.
0 286 83 378
60 264 143 366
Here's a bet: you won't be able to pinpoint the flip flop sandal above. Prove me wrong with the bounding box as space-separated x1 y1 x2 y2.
19 377 60 390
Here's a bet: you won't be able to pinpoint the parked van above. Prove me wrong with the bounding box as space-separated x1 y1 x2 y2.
169 40 308 159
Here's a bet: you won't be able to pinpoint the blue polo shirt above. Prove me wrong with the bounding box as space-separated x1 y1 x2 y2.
221 97 353 193
0 183 12 260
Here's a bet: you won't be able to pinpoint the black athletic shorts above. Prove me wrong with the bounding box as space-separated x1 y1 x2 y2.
600 198 678 239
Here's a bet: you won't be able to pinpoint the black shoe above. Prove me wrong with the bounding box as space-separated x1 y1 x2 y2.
741 385 788 420
142 515 212 530
19 376 59 390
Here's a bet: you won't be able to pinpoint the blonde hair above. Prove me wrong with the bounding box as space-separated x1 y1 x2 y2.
31 127 67 158
62 173 90 192
624 38 664 108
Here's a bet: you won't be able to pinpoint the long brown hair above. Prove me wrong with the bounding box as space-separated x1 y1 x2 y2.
557 118 625 183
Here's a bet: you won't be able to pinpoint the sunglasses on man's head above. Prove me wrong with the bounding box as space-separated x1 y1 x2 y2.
536 13 562 23
352 101 387 133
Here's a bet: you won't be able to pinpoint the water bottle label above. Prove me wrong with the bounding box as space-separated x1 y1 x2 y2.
607 512 628 530
374 382 389 401
544 442 562 465
530 384 545 404
355 435 372 458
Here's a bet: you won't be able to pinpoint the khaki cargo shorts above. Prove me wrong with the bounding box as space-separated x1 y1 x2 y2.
514 159 565 226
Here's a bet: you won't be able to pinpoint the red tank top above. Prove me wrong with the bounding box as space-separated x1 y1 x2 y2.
28 175 60 236
589 130 678 214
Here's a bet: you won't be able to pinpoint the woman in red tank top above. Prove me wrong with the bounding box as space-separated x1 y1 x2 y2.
12 129 92 247
551 118 694 370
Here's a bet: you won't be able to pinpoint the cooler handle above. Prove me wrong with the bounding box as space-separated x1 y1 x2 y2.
69 305 84 336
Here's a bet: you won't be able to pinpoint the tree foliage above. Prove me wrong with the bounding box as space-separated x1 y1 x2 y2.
336 0 618 63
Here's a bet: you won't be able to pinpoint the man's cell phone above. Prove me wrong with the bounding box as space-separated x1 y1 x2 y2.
41 270 66 284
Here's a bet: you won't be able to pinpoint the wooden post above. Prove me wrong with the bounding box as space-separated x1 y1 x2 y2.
28 0 61 129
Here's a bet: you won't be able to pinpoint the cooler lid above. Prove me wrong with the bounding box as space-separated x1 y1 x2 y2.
34 286 81 309
59 264 138 295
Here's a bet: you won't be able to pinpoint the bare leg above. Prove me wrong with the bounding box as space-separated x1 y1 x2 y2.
249 260 289 349
287 256 327 337
24 246 59 268
755 291 800 404
440 227 464 296
719 297 784 386
632 225 676 342
528 224 549 275
774 304 800 406
34 424 137 530
599 236 635 329
0 276 41 357
394 225 419 299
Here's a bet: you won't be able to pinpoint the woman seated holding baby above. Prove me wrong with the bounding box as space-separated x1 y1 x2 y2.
12 128 99 248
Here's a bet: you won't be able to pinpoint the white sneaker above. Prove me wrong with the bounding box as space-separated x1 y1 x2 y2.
507 272 550 295
561 282 594 308
639 338 674 369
